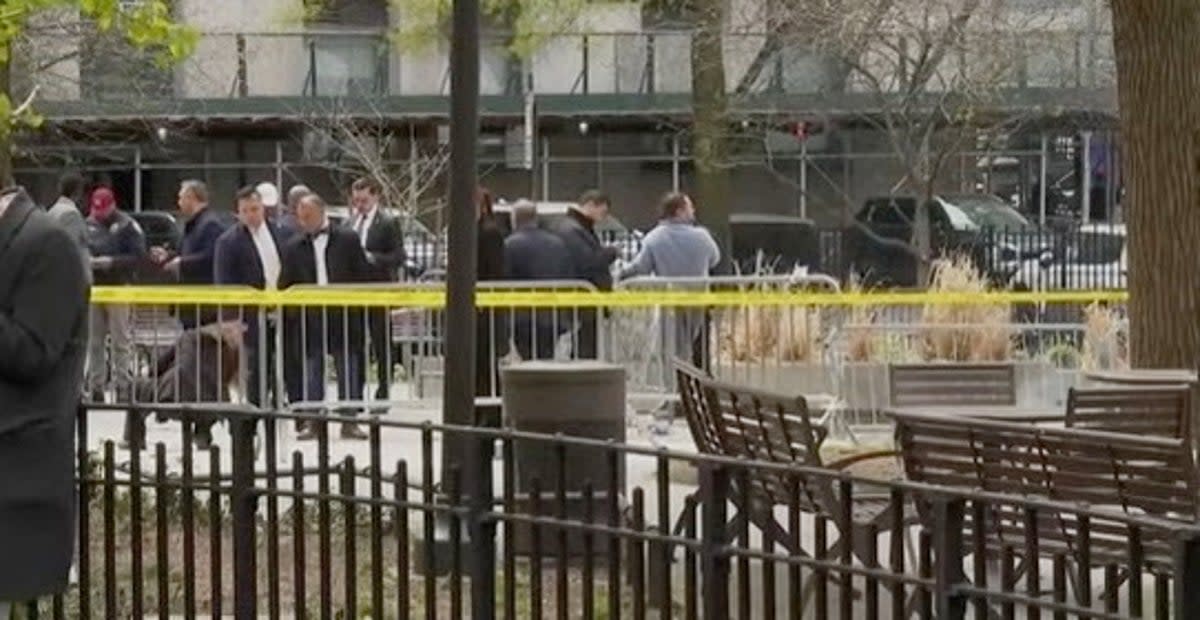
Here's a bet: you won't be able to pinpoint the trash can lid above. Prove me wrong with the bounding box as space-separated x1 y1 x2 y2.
500 360 625 383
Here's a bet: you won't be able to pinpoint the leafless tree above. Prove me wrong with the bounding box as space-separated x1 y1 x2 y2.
716 0 1071 282
294 98 450 220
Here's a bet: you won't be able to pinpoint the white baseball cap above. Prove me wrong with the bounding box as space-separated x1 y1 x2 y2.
256 182 280 208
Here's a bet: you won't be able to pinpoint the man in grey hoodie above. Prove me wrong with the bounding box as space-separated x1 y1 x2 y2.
620 192 720 365
47 172 92 285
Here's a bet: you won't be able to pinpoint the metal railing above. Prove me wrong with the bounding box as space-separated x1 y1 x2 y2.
34 402 1200 618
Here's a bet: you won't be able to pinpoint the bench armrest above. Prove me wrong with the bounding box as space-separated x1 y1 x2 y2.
826 449 900 471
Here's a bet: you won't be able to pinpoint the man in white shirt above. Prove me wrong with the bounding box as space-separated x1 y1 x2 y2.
278 193 371 440
214 186 284 408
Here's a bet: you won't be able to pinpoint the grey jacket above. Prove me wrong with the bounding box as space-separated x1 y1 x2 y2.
620 219 721 279
0 188 90 601
47 196 92 285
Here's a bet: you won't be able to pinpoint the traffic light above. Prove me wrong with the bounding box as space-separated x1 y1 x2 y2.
790 120 824 141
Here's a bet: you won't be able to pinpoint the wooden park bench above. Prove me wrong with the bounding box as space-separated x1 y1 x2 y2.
675 360 911 605
889 363 1016 408
1066 385 1191 440
894 411 1199 599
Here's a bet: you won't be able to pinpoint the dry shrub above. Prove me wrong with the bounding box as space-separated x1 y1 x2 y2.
1082 302 1129 371
715 265 820 364
844 276 881 362
920 257 1014 361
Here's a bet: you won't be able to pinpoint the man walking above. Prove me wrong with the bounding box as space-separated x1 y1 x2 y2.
0 187 90 616
85 186 146 408
620 192 720 364
349 177 406 411
554 190 618 358
47 172 91 284
504 200 574 360
279 193 371 440
155 180 228 329
215 186 284 409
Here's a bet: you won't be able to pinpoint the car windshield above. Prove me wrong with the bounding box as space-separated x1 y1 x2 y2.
940 196 1030 231
1066 232 1125 264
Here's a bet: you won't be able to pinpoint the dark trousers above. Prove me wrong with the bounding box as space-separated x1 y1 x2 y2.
246 321 277 408
574 309 599 359
285 330 364 414
368 308 391 400
285 329 324 406
515 318 559 361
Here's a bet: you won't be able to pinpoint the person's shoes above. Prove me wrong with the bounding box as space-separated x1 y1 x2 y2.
340 424 369 441
88 389 105 404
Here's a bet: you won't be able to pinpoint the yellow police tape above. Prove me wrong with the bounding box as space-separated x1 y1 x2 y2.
89 285 1131 309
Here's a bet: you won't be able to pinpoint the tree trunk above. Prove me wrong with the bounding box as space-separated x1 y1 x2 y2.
1112 0 1200 369
0 47 12 188
690 0 731 266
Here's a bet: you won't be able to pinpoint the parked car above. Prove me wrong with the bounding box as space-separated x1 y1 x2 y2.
130 210 182 254
328 206 446 278
845 193 1050 287
129 211 183 284
1010 223 1126 292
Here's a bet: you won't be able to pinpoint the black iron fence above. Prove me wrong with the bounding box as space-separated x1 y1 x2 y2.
21 402 1198 618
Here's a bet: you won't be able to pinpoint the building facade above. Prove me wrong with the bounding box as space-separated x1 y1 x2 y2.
13 0 1118 230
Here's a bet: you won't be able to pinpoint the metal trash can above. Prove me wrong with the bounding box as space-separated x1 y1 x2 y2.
501 361 626 555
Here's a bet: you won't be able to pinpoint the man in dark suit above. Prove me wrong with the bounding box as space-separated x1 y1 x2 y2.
553 189 618 358
215 186 284 410
156 179 229 328
279 192 371 440
348 178 406 410
504 200 574 360
0 187 90 612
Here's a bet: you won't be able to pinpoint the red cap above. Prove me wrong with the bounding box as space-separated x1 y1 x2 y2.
89 187 116 212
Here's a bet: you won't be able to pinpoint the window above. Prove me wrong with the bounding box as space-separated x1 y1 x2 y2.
308 35 385 96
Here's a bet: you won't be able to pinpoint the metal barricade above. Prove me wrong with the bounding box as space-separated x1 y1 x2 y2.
279 280 600 411
88 287 267 447
609 274 841 411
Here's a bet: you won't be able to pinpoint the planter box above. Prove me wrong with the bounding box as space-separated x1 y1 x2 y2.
712 361 1081 411
710 362 889 411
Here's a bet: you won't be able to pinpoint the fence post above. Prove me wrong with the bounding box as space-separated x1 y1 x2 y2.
700 463 730 620
231 414 259 620
470 432 497 620
1174 529 1200 618
933 495 968 620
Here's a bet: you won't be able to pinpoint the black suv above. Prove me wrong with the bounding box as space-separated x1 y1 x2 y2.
845 194 1046 287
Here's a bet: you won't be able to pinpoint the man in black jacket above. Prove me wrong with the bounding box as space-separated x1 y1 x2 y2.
279 193 371 440
85 187 147 409
504 200 573 360
348 177 406 410
553 190 617 358
215 186 285 410
156 180 229 329
0 188 90 612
